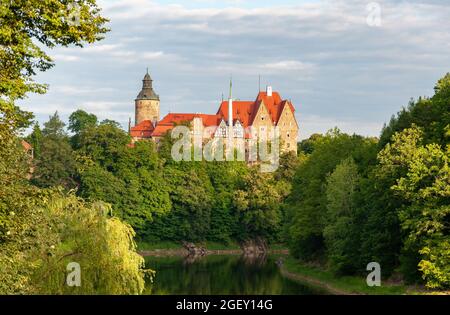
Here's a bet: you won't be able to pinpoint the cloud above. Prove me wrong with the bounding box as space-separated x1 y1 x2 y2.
52 54 81 62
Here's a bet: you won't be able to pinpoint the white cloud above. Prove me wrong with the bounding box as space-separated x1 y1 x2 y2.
52 54 80 62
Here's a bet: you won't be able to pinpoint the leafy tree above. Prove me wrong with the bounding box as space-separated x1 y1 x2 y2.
30 192 148 295
285 129 377 260
77 123 130 170
379 73 450 149
146 164 213 242
26 122 43 158
378 126 449 289
234 170 282 242
69 109 98 134
298 133 323 155
323 158 361 275
0 0 108 101
206 161 248 243
42 111 67 137
32 112 77 189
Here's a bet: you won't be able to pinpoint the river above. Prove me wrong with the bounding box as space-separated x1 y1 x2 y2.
144 254 327 295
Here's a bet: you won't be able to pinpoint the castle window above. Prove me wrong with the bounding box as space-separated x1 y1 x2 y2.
287 143 291 148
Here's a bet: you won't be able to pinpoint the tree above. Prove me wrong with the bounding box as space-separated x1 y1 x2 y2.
32 112 77 189
77 123 130 170
285 130 377 260
378 126 450 289
379 73 450 149
0 0 108 101
323 158 361 275
31 193 148 295
26 122 43 158
234 170 282 242
69 109 98 133
42 111 67 138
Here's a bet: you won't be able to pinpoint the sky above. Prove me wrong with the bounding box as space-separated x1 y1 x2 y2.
18 0 450 139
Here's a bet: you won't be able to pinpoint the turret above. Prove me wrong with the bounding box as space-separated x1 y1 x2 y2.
135 69 160 126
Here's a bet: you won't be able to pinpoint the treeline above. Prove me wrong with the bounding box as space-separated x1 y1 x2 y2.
286 74 449 289
26 111 298 244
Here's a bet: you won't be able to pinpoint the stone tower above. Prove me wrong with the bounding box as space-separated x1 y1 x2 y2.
135 70 160 126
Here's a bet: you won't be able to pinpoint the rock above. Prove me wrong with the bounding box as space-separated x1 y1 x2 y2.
241 237 268 256
182 241 206 256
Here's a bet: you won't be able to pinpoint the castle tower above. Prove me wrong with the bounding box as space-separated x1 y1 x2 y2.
135 70 160 126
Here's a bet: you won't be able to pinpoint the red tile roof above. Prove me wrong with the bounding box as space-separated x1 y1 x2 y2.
217 101 255 127
130 120 154 138
21 140 32 151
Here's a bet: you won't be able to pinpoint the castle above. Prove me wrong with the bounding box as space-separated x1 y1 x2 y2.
130 71 299 155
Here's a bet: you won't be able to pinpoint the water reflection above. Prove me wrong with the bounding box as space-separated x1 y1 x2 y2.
144 254 326 295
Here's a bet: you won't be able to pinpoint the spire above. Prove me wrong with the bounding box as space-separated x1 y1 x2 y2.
136 69 159 101
229 76 233 99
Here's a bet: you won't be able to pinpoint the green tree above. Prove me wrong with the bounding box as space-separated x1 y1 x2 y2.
0 0 108 101
323 158 361 275
26 122 43 158
77 123 130 170
69 109 98 134
32 112 77 188
378 126 450 289
285 130 377 260
234 170 282 242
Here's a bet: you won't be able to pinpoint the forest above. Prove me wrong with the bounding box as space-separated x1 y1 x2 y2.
0 0 448 294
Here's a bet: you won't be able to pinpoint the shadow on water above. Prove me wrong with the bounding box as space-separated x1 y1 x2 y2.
144 254 327 295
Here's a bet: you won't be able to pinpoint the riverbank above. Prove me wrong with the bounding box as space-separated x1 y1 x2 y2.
138 241 289 257
281 256 449 295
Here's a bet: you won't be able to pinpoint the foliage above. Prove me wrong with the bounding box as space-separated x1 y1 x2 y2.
285 130 377 260
0 104 146 295
234 170 282 242
31 112 77 189
31 193 147 295
323 158 361 275
378 126 449 289
0 0 108 101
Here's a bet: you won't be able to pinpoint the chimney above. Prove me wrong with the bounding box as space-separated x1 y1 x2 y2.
266 85 272 97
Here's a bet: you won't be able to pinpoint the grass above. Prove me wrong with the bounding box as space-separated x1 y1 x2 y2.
283 256 411 295
137 241 182 251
